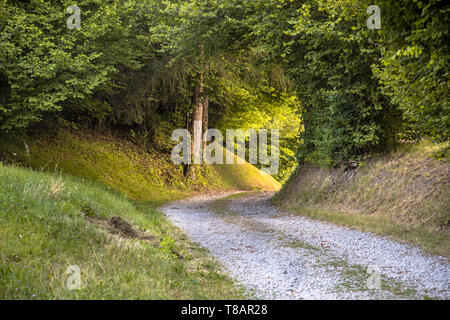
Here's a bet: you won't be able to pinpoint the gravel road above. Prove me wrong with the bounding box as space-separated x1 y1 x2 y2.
162 192 449 300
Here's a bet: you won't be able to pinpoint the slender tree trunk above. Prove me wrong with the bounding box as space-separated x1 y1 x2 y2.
187 52 209 177
202 94 209 149
202 63 209 149
183 110 191 177
184 73 206 178
192 79 204 165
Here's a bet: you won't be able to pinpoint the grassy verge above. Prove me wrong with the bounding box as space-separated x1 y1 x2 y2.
0 163 246 299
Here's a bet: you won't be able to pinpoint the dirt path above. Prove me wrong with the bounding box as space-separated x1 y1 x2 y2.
162 192 449 300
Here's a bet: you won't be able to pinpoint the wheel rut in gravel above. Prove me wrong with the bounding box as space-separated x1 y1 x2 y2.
162 192 449 300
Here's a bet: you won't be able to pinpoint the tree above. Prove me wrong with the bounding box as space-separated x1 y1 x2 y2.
369 0 449 142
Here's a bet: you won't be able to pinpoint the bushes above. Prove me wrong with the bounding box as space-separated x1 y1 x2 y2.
371 0 449 143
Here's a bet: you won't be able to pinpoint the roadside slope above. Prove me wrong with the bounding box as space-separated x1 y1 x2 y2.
0 129 280 204
274 144 450 257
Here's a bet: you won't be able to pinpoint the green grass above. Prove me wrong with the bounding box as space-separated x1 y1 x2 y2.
0 130 280 205
213 148 281 192
0 163 246 299
278 239 320 251
317 257 419 299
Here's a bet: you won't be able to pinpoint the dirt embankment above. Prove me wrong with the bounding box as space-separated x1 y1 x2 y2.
276 145 449 232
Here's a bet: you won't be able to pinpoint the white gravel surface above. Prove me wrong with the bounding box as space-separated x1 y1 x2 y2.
162 192 449 300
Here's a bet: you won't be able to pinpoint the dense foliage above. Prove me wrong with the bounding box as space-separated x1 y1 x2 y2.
0 0 148 129
372 0 449 143
246 0 400 166
1 0 448 176
225 0 448 166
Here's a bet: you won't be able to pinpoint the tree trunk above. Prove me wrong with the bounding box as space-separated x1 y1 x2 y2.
192 80 204 165
183 110 191 177
202 94 209 149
